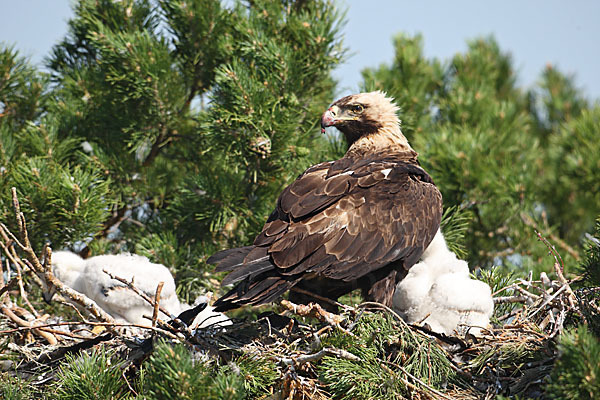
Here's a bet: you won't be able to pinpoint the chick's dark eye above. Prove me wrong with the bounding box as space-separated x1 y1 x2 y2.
351 104 364 113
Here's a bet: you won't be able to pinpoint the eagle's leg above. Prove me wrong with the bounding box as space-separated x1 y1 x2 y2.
361 267 407 307
289 277 355 313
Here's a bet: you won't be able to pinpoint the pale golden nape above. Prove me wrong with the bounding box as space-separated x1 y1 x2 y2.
347 91 413 154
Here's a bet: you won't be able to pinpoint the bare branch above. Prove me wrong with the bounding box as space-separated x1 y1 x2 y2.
1 305 58 345
279 347 360 366
152 282 164 328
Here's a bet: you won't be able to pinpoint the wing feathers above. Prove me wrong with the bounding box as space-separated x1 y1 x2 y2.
211 153 442 310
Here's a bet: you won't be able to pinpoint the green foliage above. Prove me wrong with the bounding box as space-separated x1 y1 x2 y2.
144 341 208 400
440 205 472 259
468 339 548 377
0 46 48 131
547 326 600 400
529 65 588 134
319 312 454 399
0 121 112 250
541 107 600 245
228 353 279 398
144 340 244 400
581 218 600 287
361 33 598 272
1 0 347 302
53 347 126 400
0 374 38 400
477 266 518 320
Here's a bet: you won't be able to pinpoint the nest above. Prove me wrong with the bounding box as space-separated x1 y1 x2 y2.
1 190 598 399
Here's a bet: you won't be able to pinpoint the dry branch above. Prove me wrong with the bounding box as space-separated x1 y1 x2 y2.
279 347 360 366
1 305 58 345
151 282 164 328
280 299 344 326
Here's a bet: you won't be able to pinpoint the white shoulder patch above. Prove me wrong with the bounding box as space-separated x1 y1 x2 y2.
381 168 392 178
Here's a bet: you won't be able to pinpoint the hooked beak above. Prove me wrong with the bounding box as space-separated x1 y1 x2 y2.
320 105 340 133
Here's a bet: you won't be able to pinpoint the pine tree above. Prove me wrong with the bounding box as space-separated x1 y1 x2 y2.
1 0 346 300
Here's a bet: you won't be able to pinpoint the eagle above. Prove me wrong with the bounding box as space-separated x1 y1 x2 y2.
209 91 442 312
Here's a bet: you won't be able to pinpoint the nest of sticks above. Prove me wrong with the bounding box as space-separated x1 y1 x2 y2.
1 190 598 399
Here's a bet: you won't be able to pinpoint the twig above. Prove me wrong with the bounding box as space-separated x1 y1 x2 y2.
357 301 406 325
0 277 18 300
381 360 456 400
535 230 581 320
398 367 456 400
13 255 39 318
497 308 524 322
535 230 565 273
527 285 567 319
152 282 164 328
0 320 181 341
1 305 58 345
1 190 117 325
0 256 5 302
280 299 344 326
522 213 580 261
0 234 40 315
279 347 360 366
289 286 353 311
494 295 531 304
59 300 89 322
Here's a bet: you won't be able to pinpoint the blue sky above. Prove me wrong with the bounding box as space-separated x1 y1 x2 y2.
1 1 599 100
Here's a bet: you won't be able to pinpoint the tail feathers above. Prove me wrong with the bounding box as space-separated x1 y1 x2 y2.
221 257 274 286
210 245 276 285
208 246 254 272
213 275 298 312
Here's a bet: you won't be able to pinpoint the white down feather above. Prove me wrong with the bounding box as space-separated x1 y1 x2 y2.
392 230 494 335
49 251 229 328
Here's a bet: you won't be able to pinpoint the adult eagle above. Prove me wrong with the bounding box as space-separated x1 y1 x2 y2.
209 91 442 312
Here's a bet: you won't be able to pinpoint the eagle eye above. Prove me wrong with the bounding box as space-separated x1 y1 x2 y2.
351 104 364 114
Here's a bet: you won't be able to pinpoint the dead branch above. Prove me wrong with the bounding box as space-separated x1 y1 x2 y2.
0 319 180 341
494 295 531 304
280 299 344 326
151 282 164 328
0 277 18 301
279 347 360 366
1 305 58 345
535 230 581 320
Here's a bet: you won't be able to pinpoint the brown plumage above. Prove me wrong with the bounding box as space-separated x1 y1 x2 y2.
209 91 442 312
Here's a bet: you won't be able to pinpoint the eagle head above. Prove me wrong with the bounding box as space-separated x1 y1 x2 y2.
321 91 402 146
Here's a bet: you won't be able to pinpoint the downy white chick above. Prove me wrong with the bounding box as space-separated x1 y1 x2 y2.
392 230 494 335
45 251 183 326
